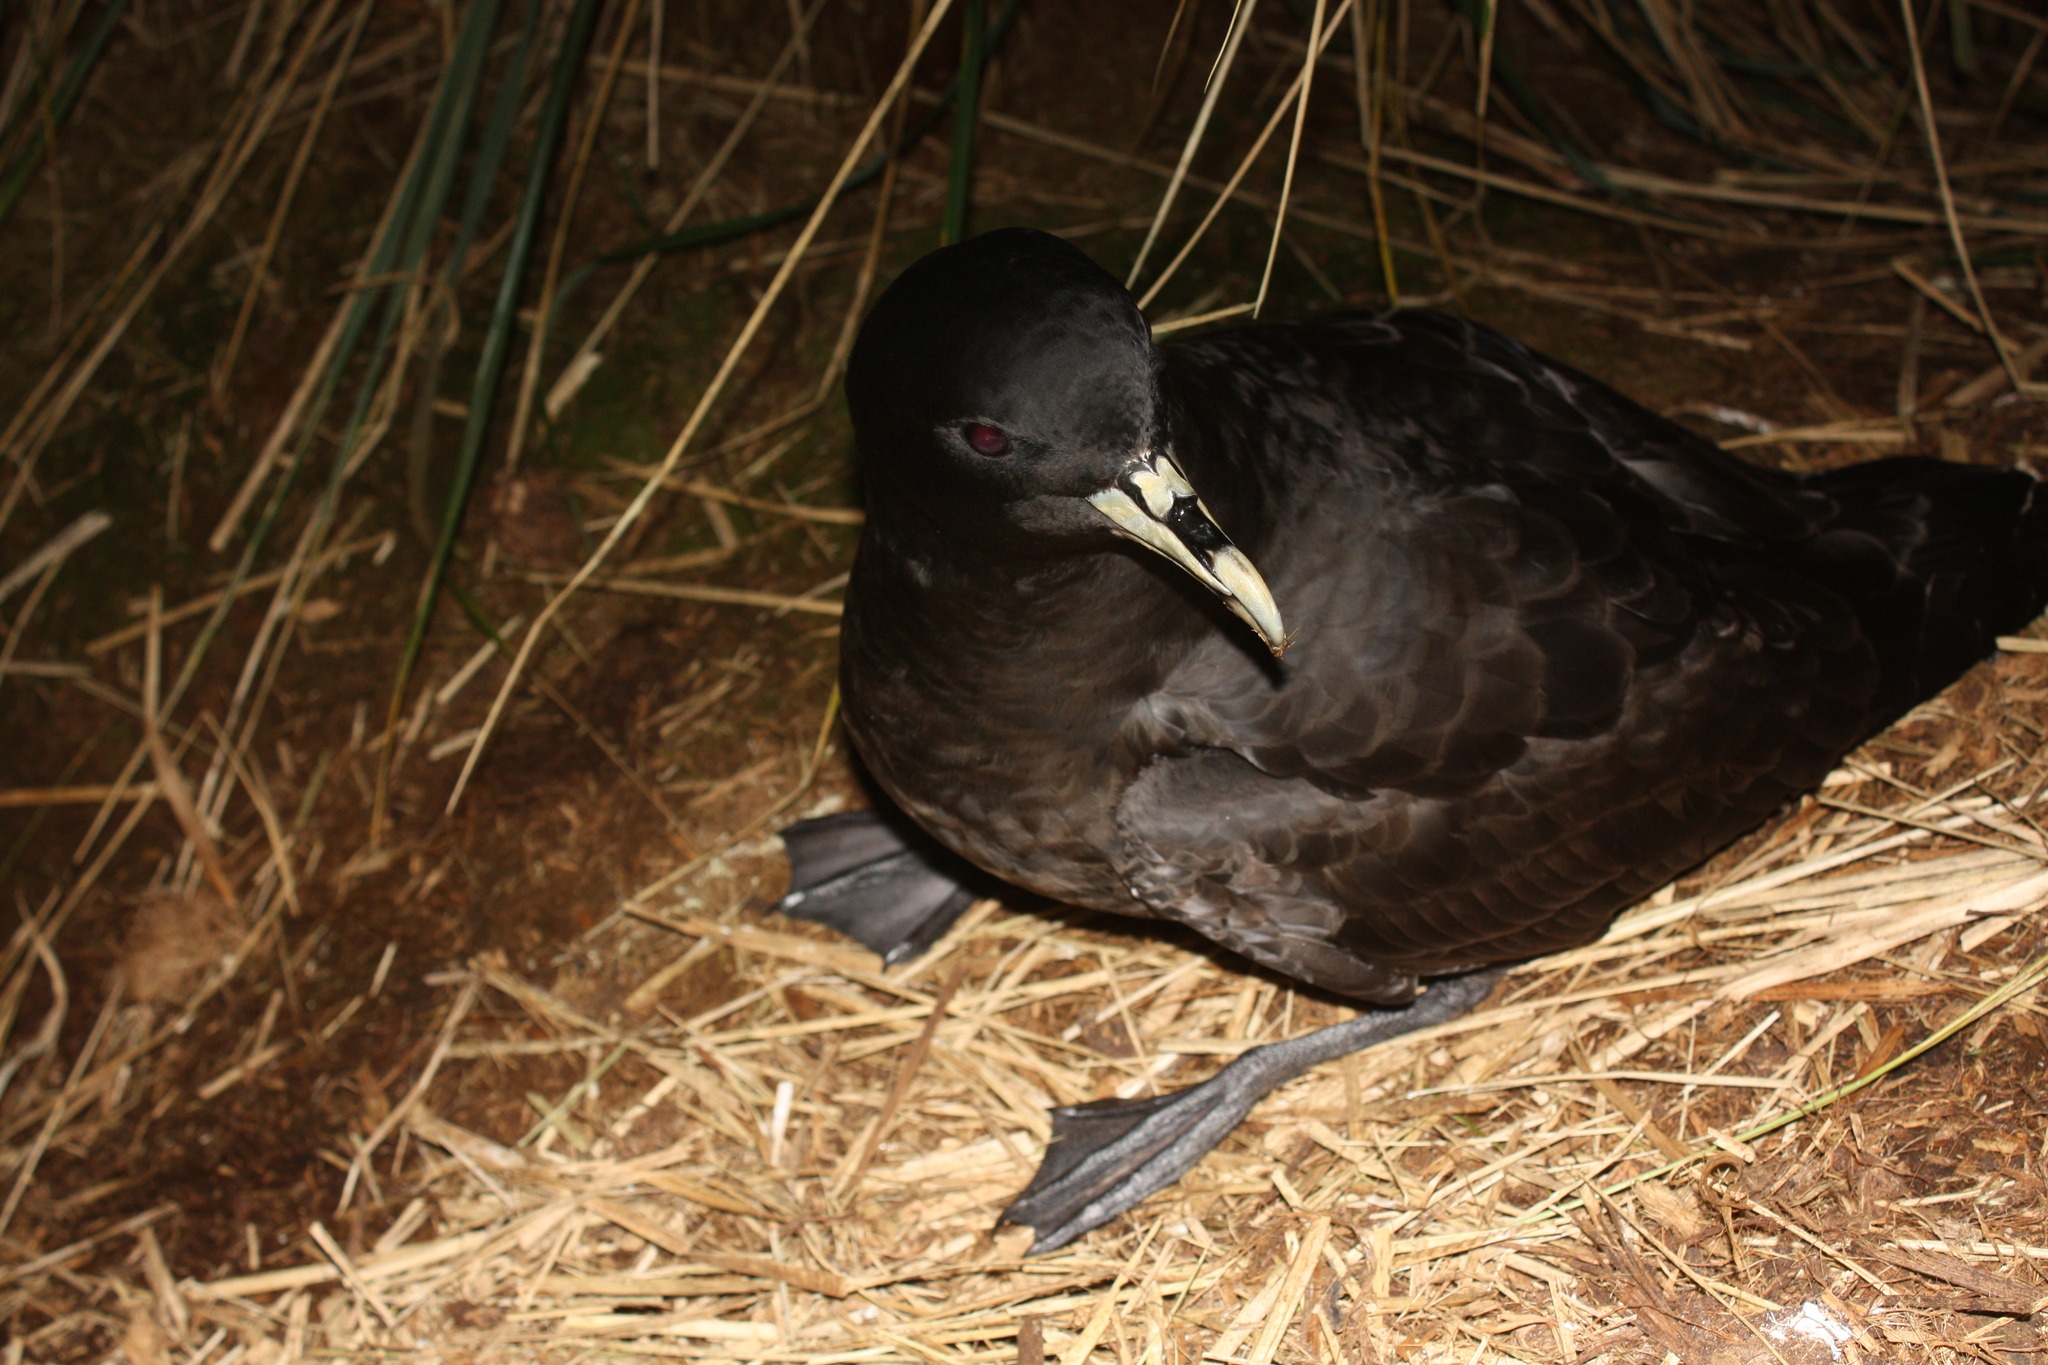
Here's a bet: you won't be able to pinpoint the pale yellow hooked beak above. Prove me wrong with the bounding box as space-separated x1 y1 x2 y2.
1087 451 1288 656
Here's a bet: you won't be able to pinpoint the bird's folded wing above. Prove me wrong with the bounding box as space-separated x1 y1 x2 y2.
1121 318 1899 989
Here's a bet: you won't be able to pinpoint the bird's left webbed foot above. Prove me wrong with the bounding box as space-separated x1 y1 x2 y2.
1002 967 1505 1252
773 807 992 964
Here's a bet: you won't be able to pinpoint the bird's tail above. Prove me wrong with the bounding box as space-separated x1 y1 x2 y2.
1799 456 2048 718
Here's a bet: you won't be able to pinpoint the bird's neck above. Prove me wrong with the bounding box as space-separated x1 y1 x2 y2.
846 503 1213 711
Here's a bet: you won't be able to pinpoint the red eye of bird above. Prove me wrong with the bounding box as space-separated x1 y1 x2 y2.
962 422 1010 456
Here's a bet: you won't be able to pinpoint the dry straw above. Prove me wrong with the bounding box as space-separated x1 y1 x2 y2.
156 773 2048 1361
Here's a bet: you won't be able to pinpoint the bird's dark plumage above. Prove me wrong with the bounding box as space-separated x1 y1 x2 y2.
777 227 2048 1249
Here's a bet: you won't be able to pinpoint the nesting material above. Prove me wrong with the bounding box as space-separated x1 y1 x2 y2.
137 732 2048 1363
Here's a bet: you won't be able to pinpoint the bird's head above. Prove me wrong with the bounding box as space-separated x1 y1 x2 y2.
846 228 1286 654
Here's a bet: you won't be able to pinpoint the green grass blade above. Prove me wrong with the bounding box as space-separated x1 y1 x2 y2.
444 0 544 278
164 0 507 719
0 0 129 233
941 0 988 245
379 0 606 817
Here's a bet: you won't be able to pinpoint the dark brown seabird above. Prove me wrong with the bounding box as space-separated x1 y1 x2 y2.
771 227 2048 1252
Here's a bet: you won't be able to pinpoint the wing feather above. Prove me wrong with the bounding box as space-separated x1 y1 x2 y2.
1111 311 1882 996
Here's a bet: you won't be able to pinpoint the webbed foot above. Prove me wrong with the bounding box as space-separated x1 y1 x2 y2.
1003 967 1506 1252
773 809 990 965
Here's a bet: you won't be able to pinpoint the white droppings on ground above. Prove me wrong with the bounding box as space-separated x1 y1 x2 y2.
1768 1299 1855 1360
